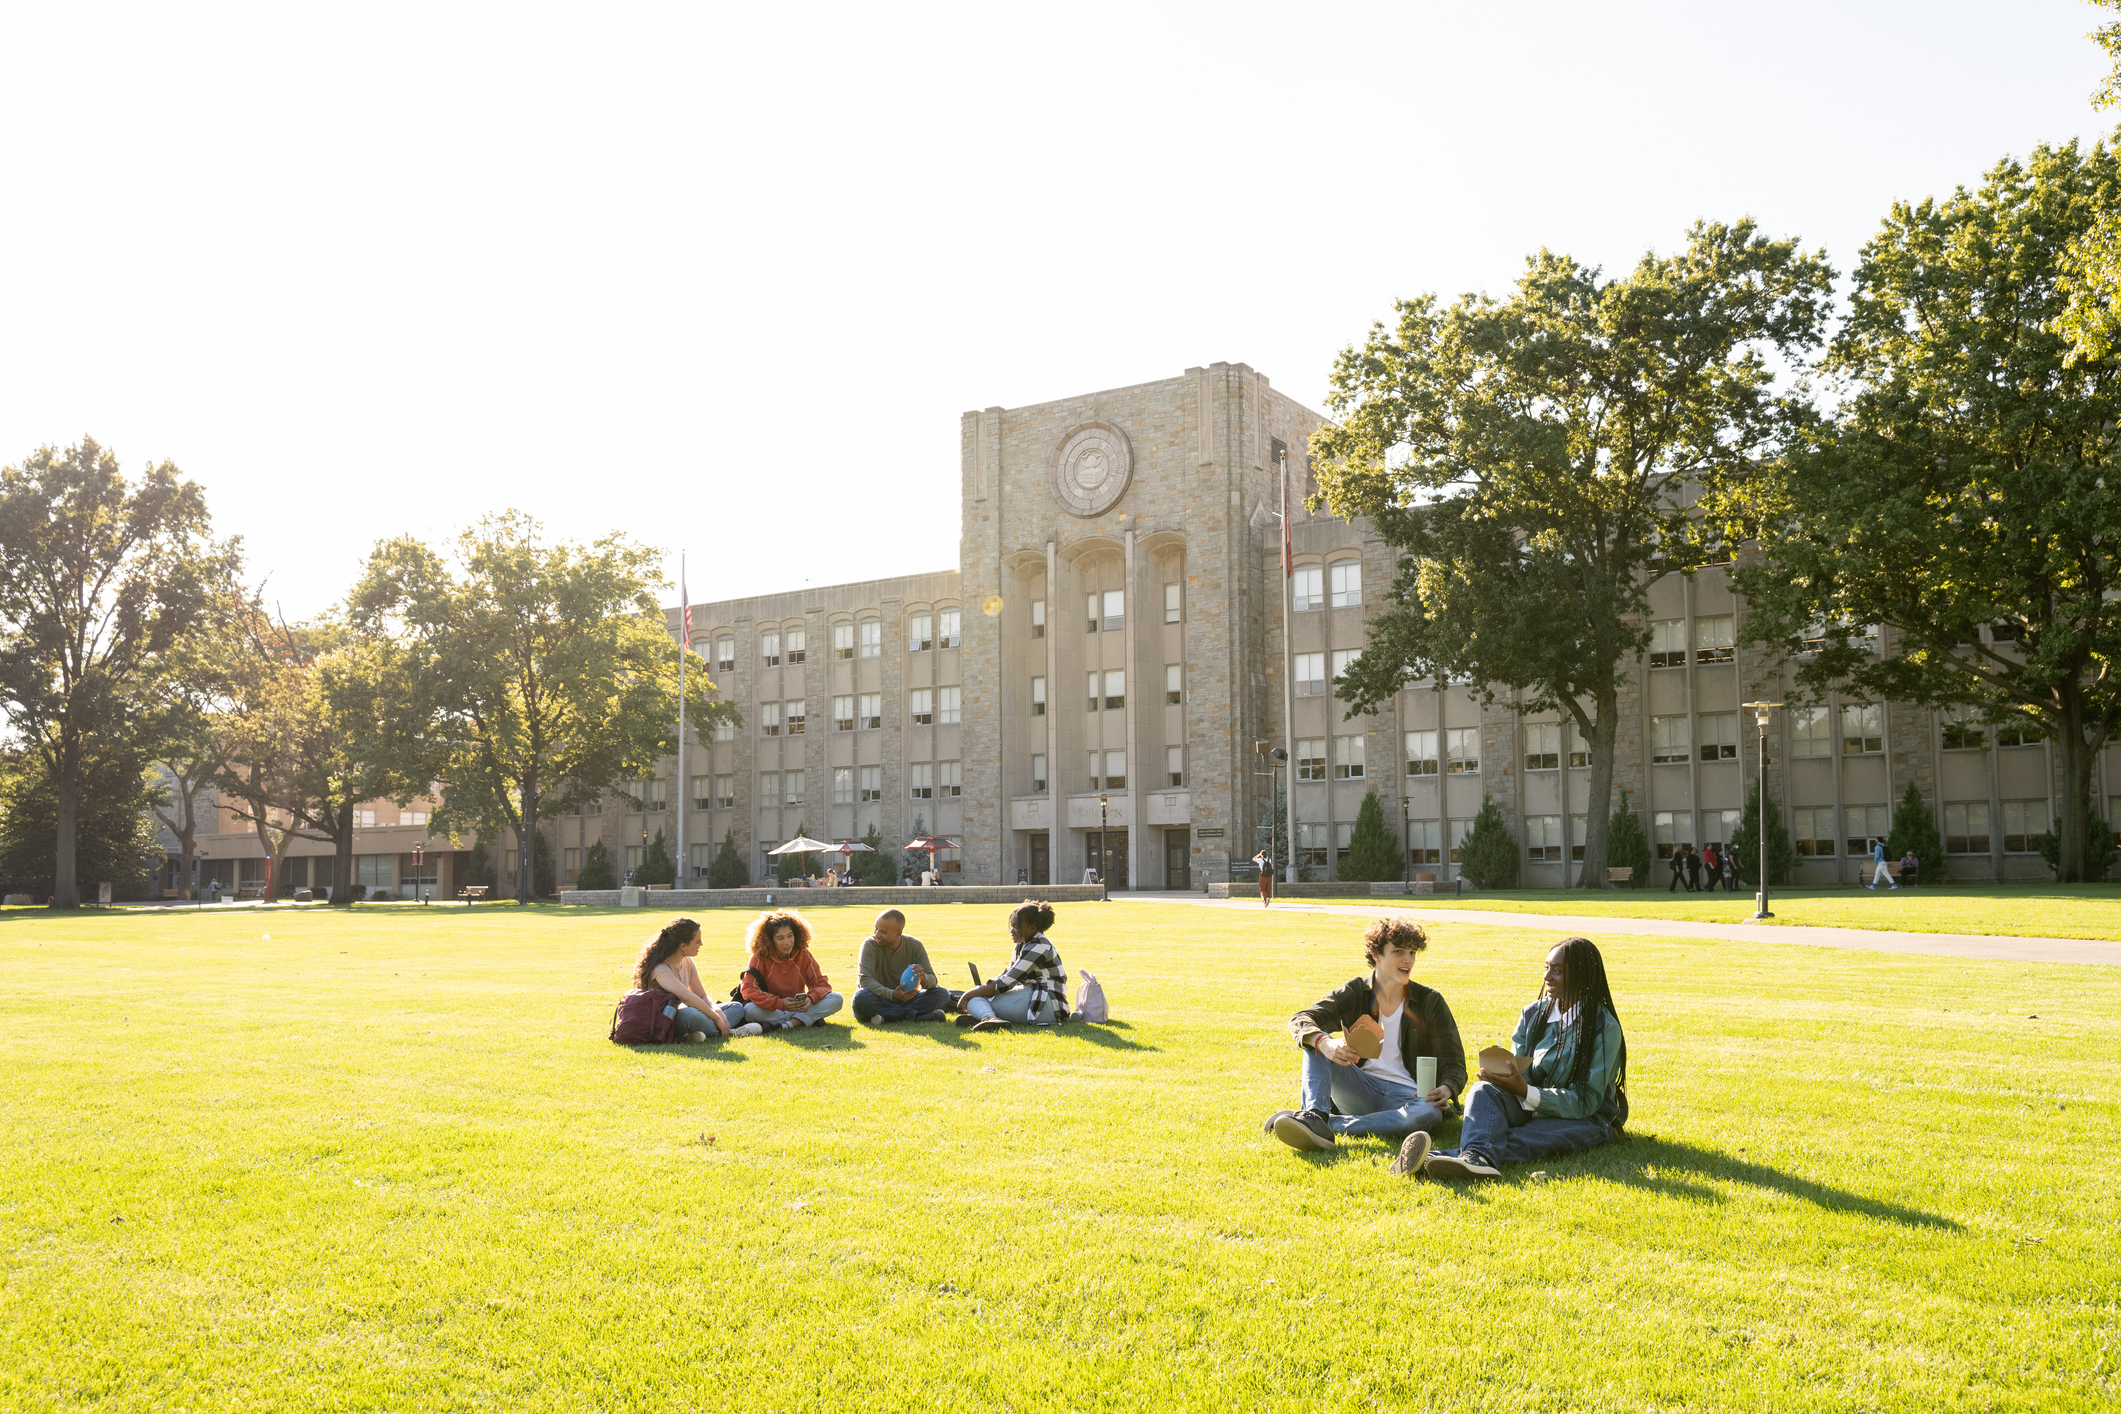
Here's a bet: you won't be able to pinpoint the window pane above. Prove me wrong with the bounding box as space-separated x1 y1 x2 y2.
1404 729 1438 775
1525 723 1559 770
1295 652 1326 696
1650 715 1689 763
785 628 806 663
1329 561 1362 608
1104 670 1125 709
1791 706 1831 758
761 631 780 666
1031 675 1045 715
859 619 881 656
785 699 805 734
911 612 933 651
1446 729 1479 774
859 766 881 802
1103 590 1124 632
833 695 854 732
859 693 882 729
1648 619 1685 667
1293 566 1322 612
1031 599 1045 637
939 686 961 725
1334 736 1366 779
1164 583 1182 623
1103 750 1125 788
1297 738 1326 781
1031 753 1047 792
939 608 961 648
832 767 853 804
833 622 854 658
1693 614 1734 663
1166 745 1183 786
1166 664 1183 704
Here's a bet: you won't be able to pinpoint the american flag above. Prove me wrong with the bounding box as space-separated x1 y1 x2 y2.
681 558 692 640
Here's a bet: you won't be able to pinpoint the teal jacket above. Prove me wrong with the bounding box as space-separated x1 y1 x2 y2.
1512 999 1627 1124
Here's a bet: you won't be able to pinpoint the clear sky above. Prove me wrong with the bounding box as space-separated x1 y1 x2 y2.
1 1 2110 616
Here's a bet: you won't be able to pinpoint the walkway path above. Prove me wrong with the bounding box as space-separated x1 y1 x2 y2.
1123 892 2121 966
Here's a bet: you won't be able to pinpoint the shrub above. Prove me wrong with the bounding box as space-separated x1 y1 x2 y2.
2039 800 2117 881
1606 790 1652 888
851 824 896 885
1458 796 1519 890
1729 782 1799 887
1883 782 1949 885
577 839 616 891
1337 788 1401 882
635 828 676 886
706 829 748 889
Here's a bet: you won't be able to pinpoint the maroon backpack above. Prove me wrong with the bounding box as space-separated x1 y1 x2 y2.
610 987 680 1044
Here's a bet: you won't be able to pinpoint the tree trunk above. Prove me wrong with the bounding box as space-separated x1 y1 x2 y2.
1574 693 1621 890
2056 689 2098 883
52 740 80 908
177 835 196 902
518 784 537 904
251 816 279 902
331 809 356 906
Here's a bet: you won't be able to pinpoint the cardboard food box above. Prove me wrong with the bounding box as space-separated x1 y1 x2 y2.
1345 1014 1387 1059
1478 1045 1525 1077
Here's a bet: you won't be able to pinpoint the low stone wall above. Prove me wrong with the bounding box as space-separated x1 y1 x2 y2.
559 884 1107 908
1205 881 1472 900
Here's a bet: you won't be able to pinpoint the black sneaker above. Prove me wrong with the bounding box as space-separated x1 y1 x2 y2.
970 1017 1010 1034
1425 1151 1500 1180
915 1009 948 1023
1271 1111 1334 1152
953 1012 979 1028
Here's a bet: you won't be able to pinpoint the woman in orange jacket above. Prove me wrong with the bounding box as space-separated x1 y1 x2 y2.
737 910 845 1030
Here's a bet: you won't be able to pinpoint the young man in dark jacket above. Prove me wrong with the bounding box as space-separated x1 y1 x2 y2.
1264 916 1467 1174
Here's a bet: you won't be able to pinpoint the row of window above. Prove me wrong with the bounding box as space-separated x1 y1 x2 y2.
1292 562 1363 613
1295 650 1361 696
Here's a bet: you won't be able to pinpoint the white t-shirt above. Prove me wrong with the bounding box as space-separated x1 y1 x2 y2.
1365 1003 1417 1090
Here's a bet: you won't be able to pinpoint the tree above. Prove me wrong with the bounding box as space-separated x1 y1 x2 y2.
1457 797 1519 890
1312 222 1832 892
1607 789 1652 888
707 829 748 889
636 827 676 886
0 439 240 906
1254 776 1301 881
850 825 895 885
2055 3 2121 359
532 829 558 897
774 826 819 884
577 839 616 890
1728 782 1798 888
1882 781 1949 886
1731 140 2121 881
1337 788 1400 882
149 734 226 903
350 512 736 904
0 748 164 902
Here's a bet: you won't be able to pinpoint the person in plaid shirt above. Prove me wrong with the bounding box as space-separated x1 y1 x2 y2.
955 900 1069 1032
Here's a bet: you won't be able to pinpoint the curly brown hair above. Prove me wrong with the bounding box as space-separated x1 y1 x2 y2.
745 909 812 961
1362 916 1429 965
633 916 701 988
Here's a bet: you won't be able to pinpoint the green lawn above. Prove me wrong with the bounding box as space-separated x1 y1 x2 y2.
3 900 2115 1412
1297 882 2121 940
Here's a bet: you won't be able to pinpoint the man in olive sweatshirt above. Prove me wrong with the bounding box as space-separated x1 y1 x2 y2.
851 909 953 1025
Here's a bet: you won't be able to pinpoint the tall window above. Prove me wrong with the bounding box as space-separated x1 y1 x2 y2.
1087 750 1102 790
1334 736 1366 780
940 761 962 797
1086 593 1100 633
1102 590 1124 632
1793 807 1834 857
1650 715 1690 764
859 618 881 657
1527 815 1563 862
1031 753 1047 793
1293 565 1323 612
1698 712 1738 761
1845 803 1889 855
716 636 735 671
1941 707 1984 750
1331 648 1361 682
1446 729 1480 774
1525 724 1560 770
910 612 933 652
1654 810 1694 860
1102 750 1126 788
644 777 668 808
939 686 961 724
833 622 855 659
1297 738 1327 782
1945 801 1990 854
1295 653 1326 697
687 843 709 876
1103 670 1125 709
1841 703 1883 754
785 628 806 664
1298 822 1329 868
1166 664 1184 704
1166 745 1184 786
1408 820 1441 865
691 775 713 811
1648 620 1685 668
760 771 779 804
910 689 934 726
1164 583 1182 623
563 847 582 879
1405 729 1438 775
1693 615 1734 663
1996 717 2046 748
760 703 780 736
760 630 781 667
1570 814 1589 862
1566 724 1592 769
1335 822 1356 871
833 695 855 732
859 692 882 729
2003 800 2049 852
1791 706 1832 758
1031 599 1045 638
1087 671 1100 711
785 699 805 735
831 767 854 806
1448 817 1475 865
783 771 804 805
1031 676 1045 716
909 764 933 799
859 766 881 803
1329 560 1362 608
938 608 961 648
1705 809 1740 850
714 775 734 808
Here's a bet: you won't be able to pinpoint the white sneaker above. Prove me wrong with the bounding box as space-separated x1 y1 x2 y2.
679 1030 708 1044
731 1022 765 1037
1387 1131 1433 1177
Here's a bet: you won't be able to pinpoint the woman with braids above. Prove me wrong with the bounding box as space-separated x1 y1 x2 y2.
737 910 844 1030
633 917 765 1042
953 900 1069 1033
1420 935 1629 1180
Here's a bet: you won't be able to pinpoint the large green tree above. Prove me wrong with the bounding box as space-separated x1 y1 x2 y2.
1730 140 2121 881
350 512 735 904
0 746 164 902
0 440 239 906
1313 221 1831 890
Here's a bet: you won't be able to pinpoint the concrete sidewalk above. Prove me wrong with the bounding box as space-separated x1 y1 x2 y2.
1124 892 2121 966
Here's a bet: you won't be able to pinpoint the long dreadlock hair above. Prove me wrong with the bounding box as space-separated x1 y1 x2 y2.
1544 936 1626 1094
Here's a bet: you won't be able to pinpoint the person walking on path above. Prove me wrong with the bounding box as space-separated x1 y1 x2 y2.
1700 843 1723 893
1869 839 1898 890
1254 850 1274 907
1684 845 1704 893
1668 844 1693 893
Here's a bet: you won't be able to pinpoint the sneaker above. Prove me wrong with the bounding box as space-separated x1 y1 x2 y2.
730 1022 765 1038
954 1012 980 1028
679 1030 708 1044
970 1017 1010 1033
1261 1108 1296 1136
861 1013 886 1029
1425 1151 1501 1180
916 1009 949 1023
1387 1131 1433 1177
1271 1111 1334 1152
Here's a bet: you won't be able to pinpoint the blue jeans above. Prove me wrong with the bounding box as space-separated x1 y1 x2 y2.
964 989 1049 1025
852 987 953 1021
1437 1079 1613 1166
671 1002 745 1036
742 991 845 1026
1298 1045 1446 1139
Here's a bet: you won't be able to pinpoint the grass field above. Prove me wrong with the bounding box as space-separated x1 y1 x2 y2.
3 899 2116 1412
1299 882 2121 941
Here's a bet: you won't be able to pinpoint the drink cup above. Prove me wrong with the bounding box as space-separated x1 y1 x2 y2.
1416 1056 1438 1093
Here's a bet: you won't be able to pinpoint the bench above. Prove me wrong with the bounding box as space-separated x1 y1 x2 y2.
236 884 265 900
1414 872 1437 896
1607 867 1634 885
458 886 489 905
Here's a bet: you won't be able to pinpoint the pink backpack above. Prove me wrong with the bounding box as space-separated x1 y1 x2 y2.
610 988 680 1044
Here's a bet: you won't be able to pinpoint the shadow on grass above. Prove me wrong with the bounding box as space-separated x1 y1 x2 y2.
882 1018 1160 1052
619 1041 750 1063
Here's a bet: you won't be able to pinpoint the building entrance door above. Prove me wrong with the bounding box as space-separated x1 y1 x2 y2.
1164 829 1190 891
1091 828 1128 890
1029 833 1049 886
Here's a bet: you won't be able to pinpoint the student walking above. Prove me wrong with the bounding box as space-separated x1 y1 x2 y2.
1419 936 1629 1180
851 908 952 1025
1266 916 1467 1169
1684 845 1704 892
1869 839 1898 889
1700 843 1723 893
955 900 1069 1032
1253 850 1274 907
633 917 764 1040
738 910 845 1029
1668 844 1693 893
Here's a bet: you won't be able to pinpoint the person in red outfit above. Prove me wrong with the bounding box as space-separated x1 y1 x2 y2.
737 910 844 1030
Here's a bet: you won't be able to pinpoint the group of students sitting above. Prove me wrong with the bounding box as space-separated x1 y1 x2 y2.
1264 917 1629 1182
629 900 1072 1038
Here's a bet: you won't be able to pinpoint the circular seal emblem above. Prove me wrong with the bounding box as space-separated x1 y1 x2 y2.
1051 422 1133 518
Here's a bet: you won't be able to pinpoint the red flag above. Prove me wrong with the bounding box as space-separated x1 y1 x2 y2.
1281 476 1293 578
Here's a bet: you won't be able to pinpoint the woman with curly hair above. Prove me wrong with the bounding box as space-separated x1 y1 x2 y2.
1421 935 1629 1180
737 910 844 1030
633 917 764 1041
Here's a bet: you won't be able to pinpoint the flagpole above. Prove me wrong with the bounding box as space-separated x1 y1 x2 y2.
677 552 688 890
1280 450 1298 886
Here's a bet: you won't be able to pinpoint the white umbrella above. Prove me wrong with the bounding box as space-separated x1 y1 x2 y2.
768 834 833 879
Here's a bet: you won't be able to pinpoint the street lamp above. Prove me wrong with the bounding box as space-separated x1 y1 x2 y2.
1402 794 1413 893
1744 701 1781 920
413 843 426 906
1098 792 1108 890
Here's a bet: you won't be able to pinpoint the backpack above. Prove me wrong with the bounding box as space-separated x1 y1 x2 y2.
727 966 769 1003
610 987 681 1044
1072 969 1108 1024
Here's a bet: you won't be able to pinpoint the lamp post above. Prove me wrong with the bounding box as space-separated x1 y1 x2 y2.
1744 701 1781 920
1402 794 1413 893
413 844 426 906
1098 792 1108 889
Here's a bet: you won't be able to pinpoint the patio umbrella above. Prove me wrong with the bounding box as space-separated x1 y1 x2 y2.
814 839 874 882
768 834 834 878
903 836 959 881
